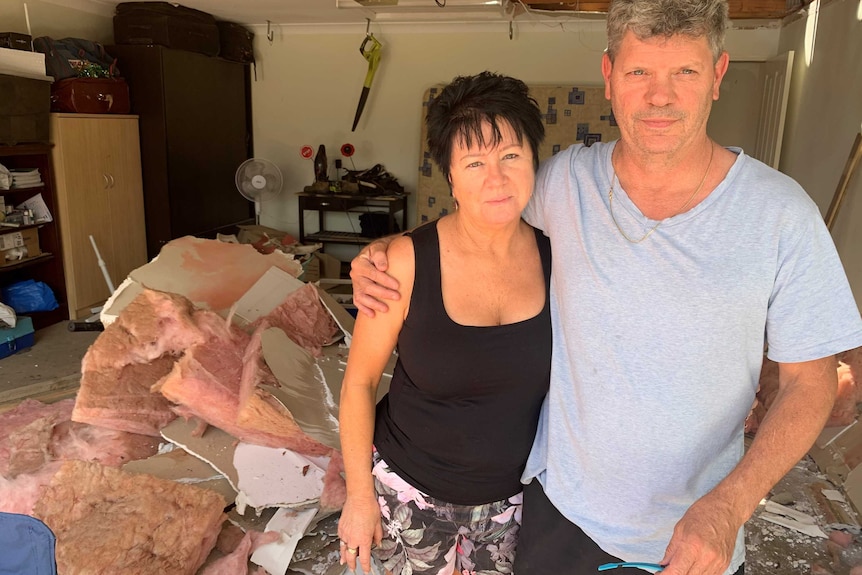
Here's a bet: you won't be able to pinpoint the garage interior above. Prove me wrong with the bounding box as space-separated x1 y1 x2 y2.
0 0 861 574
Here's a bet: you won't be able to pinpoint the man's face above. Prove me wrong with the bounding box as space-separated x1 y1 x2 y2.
602 30 729 157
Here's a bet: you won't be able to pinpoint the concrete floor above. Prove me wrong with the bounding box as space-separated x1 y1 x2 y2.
0 320 98 410
0 322 859 574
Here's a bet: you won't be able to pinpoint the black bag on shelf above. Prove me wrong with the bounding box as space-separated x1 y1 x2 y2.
216 21 253 64
32 37 120 81
359 212 400 239
113 2 220 57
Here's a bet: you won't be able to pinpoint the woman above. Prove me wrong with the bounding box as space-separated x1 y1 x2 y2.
337 71 550 575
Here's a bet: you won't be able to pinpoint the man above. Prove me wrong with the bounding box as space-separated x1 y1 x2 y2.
350 1 862 574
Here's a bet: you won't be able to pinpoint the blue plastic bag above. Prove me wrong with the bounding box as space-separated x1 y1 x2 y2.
0 512 58 574
1 280 59 313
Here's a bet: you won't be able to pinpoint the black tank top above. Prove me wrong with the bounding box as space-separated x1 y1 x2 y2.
373 220 552 505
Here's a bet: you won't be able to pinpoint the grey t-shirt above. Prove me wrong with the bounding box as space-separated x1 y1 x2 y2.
521 141 862 573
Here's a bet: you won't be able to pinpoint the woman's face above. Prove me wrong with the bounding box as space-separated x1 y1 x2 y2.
448 120 535 228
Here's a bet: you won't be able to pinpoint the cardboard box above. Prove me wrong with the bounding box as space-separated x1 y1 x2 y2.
299 251 344 283
0 315 34 359
808 421 862 515
0 227 40 265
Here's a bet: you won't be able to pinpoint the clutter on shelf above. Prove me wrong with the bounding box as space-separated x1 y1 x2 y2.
303 142 406 196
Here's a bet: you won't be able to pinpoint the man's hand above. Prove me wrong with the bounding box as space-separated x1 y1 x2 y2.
350 236 401 317
659 494 739 575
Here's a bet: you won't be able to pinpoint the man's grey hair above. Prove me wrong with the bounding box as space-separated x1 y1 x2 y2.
606 0 730 62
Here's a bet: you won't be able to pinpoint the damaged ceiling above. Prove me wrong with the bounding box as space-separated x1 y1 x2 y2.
48 0 798 26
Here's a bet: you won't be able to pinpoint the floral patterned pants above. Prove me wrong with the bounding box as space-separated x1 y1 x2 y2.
371 451 522 575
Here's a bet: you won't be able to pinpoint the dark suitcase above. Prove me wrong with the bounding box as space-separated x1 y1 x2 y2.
113 2 219 57
50 77 131 114
0 32 32 51
216 21 253 64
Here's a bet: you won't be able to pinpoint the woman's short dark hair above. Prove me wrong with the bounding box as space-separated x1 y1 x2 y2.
426 71 545 181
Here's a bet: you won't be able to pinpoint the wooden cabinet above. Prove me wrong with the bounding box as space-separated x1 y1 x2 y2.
50 114 147 320
0 144 68 329
109 45 254 259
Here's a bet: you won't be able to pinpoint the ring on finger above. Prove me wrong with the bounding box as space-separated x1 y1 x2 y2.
348 547 358 555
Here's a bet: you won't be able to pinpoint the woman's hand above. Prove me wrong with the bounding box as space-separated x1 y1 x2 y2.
338 491 384 573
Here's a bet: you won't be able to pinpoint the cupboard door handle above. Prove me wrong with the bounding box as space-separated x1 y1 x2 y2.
108 174 115 188
103 173 110 188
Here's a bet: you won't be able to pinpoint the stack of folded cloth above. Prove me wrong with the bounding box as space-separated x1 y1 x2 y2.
10 168 42 189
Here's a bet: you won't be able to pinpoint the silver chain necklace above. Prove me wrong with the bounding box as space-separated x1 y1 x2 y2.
608 143 715 243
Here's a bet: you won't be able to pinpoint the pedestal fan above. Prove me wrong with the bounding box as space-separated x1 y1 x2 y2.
234 158 284 224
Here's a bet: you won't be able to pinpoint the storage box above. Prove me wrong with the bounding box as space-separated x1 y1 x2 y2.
0 33 32 51
808 421 862 515
0 315 34 359
0 73 50 145
0 227 41 265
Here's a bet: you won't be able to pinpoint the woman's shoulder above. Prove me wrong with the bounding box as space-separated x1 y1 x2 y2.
387 232 416 284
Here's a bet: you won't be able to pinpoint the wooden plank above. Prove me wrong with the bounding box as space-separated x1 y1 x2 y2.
521 0 792 19
825 133 862 231
0 373 79 413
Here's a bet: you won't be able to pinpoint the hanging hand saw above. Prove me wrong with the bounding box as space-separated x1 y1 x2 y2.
351 33 382 132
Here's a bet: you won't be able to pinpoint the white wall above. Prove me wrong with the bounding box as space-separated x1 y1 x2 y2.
778 0 862 308
249 19 779 260
0 1 113 43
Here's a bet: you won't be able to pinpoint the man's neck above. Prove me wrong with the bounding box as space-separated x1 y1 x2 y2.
611 137 717 218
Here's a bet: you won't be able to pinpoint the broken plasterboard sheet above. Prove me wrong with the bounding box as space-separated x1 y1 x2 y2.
161 417 328 514
122 443 235 505
315 343 394 406
231 266 306 327
102 236 303 318
160 416 240 491
234 442 328 512
100 276 144 325
760 511 828 538
823 489 848 503
228 506 278 534
315 284 355 346
764 501 818 524
251 507 318 575
261 328 340 450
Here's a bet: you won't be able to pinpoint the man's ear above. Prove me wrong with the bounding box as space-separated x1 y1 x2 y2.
602 52 613 101
712 51 730 101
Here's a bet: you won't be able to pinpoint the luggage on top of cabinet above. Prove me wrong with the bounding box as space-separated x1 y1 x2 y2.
113 2 220 57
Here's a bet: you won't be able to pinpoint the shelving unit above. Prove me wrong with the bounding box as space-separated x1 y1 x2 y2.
298 192 407 248
0 144 68 329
